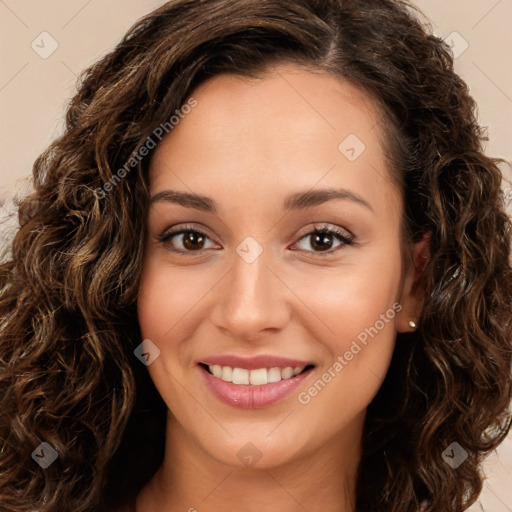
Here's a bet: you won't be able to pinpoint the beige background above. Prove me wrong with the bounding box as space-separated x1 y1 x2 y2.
0 1 511 510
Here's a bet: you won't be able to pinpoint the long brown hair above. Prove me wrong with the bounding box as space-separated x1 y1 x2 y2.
1 1 511 511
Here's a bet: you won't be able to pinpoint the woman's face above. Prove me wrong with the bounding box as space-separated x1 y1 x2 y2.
137 63 419 470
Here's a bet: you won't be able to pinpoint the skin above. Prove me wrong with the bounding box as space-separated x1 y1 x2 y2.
135 62 429 512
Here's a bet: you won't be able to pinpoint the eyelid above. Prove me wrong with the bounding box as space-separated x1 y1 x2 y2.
295 223 354 242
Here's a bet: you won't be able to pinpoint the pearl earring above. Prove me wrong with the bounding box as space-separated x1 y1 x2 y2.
409 320 417 329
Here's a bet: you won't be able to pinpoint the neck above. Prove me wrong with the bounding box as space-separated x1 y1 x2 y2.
136 412 364 512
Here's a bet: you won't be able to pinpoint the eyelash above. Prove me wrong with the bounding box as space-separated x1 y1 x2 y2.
157 223 355 256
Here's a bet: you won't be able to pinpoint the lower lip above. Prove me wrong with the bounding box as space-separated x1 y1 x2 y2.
199 365 313 409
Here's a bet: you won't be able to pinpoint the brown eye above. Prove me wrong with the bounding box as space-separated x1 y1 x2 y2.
292 225 354 255
310 231 335 251
181 230 206 250
158 226 217 253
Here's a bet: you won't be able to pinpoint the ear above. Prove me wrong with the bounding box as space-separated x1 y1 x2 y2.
395 231 431 333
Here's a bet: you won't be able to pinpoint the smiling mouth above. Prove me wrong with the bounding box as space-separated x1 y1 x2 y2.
199 363 315 386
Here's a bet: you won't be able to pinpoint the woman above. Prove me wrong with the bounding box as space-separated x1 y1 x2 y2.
1 1 511 511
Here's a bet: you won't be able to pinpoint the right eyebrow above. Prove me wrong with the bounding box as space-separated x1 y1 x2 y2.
149 190 219 214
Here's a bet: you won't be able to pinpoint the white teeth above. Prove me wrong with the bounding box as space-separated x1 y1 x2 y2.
249 368 267 385
211 365 222 378
232 368 249 385
281 367 294 379
221 366 233 382
267 367 282 383
207 364 306 385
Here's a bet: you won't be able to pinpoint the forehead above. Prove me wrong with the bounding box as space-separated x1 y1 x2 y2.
148 62 399 218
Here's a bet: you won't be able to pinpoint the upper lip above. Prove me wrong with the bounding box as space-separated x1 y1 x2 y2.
199 354 314 370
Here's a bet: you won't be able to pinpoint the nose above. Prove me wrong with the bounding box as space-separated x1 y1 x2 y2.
211 245 291 342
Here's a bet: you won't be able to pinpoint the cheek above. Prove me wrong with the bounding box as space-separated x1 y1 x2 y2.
137 256 214 341
136 259 200 412
292 245 402 407
289 242 402 346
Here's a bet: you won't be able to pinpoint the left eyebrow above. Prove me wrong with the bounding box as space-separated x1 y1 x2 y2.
283 187 374 212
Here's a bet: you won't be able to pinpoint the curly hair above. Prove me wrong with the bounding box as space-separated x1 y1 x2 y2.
1 0 511 511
